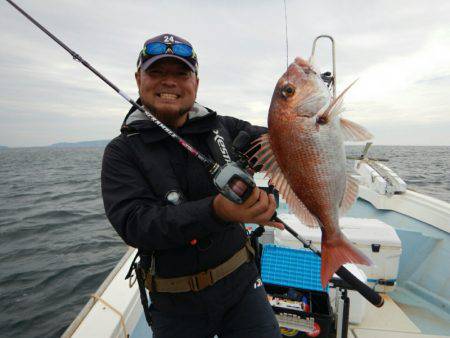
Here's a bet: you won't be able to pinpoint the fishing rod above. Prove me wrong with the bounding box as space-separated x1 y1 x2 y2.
5 0 254 205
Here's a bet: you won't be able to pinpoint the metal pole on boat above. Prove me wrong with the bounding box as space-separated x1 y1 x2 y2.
311 35 336 99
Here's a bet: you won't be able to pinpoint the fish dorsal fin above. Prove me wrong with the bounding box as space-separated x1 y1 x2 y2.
320 79 358 123
339 175 359 216
247 134 320 227
340 118 373 141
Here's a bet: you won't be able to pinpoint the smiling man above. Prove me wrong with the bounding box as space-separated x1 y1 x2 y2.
101 34 282 338
134 35 199 129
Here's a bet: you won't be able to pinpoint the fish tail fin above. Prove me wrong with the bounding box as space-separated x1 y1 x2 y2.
320 233 372 289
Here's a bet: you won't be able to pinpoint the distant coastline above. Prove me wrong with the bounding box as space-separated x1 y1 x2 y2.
0 140 110 149
1 141 449 149
49 140 110 148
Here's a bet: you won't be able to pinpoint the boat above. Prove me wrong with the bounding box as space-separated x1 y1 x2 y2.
62 36 450 338
61 152 450 338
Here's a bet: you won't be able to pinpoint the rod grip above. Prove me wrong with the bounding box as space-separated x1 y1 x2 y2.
336 266 384 307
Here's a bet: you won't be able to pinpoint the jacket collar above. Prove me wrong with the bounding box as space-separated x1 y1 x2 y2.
122 101 220 143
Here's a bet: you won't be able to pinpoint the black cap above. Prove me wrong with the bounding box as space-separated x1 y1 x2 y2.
137 33 198 73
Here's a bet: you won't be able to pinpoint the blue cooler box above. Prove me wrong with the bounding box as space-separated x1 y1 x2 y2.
261 245 333 338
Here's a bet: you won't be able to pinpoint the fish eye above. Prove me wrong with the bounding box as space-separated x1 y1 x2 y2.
281 84 295 98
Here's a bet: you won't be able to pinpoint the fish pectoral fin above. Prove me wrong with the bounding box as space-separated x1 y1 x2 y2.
340 118 373 141
319 79 358 123
339 175 359 216
246 134 319 227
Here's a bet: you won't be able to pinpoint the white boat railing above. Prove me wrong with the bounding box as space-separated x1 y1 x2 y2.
62 247 137 338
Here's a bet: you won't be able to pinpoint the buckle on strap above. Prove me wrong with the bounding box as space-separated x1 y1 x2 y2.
189 270 214 292
245 238 255 258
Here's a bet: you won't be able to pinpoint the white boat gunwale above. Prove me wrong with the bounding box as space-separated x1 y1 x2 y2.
62 247 137 338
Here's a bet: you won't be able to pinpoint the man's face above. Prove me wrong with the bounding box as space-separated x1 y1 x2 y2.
135 58 199 128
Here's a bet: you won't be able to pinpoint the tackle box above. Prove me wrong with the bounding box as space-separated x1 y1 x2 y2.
261 245 333 338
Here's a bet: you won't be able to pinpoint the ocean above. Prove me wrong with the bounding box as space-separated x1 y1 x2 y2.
0 145 449 337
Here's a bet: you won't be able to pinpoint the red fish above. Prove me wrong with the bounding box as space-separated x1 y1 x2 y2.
250 57 372 288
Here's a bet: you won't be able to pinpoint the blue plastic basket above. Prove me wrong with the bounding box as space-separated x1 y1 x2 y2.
261 244 327 292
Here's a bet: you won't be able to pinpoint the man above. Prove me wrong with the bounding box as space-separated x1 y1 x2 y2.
101 33 283 338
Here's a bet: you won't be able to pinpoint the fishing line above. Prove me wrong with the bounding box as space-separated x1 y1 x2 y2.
283 0 289 69
283 0 289 79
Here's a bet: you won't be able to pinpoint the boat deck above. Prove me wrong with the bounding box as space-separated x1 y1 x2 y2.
133 295 449 338
349 294 443 338
63 246 450 338
131 292 450 338
63 187 450 338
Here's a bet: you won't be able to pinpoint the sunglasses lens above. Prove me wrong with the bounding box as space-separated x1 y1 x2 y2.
145 42 167 55
172 44 193 57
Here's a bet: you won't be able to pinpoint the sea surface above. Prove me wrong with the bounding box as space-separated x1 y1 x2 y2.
0 145 449 338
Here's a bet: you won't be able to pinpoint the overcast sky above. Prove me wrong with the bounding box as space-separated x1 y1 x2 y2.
1 0 449 147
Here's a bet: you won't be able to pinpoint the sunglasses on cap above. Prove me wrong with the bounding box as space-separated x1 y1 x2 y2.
143 42 194 58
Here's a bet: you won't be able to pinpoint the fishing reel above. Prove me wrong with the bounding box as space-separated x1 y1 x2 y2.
212 130 279 205
210 131 257 204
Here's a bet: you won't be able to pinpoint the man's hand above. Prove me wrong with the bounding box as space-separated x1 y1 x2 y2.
212 184 284 230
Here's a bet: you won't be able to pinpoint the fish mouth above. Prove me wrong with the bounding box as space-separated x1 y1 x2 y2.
294 57 310 68
294 57 317 74
285 58 319 85
284 61 315 87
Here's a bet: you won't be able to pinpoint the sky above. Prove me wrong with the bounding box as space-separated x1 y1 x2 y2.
1 0 449 147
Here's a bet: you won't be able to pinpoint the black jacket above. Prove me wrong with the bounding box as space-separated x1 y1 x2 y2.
101 103 267 278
